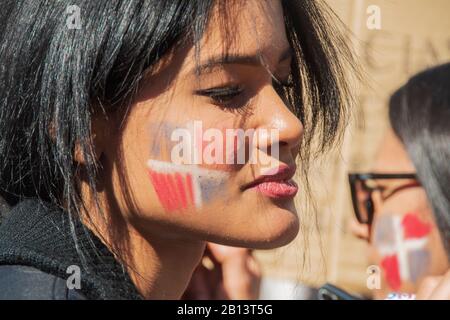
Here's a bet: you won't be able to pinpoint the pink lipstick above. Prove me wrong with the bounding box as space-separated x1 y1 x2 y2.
242 165 298 199
255 180 298 199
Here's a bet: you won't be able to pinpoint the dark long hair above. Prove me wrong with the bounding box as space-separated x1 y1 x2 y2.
0 0 354 249
389 63 450 257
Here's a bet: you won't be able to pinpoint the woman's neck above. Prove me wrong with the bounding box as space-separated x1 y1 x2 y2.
80 202 205 299
121 227 206 299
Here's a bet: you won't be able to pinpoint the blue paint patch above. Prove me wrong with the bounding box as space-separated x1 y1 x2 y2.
408 250 430 282
374 214 396 247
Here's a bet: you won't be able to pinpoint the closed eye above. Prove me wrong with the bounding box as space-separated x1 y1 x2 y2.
195 85 245 109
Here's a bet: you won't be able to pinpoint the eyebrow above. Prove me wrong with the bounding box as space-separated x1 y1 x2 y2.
193 46 294 75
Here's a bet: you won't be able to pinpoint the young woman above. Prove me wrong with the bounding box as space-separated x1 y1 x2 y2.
0 0 353 299
349 63 450 299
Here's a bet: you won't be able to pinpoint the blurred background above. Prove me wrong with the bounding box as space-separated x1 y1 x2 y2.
255 0 450 299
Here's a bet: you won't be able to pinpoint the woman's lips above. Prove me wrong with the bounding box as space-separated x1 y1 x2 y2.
241 164 298 199
253 179 298 199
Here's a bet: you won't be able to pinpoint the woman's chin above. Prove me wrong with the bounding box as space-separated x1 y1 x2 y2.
209 206 300 250
250 201 300 248
251 211 300 249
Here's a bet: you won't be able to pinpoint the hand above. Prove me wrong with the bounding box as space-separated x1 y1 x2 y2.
416 270 450 300
182 243 261 300
349 218 370 241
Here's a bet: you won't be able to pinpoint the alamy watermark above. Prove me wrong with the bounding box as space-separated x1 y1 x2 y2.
66 5 82 30
366 265 381 290
367 5 382 30
66 264 81 290
168 120 281 172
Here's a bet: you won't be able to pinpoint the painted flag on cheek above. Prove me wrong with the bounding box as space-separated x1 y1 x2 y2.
376 213 432 291
146 159 228 213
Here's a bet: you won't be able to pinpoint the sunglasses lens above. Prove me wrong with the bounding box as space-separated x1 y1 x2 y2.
354 180 371 224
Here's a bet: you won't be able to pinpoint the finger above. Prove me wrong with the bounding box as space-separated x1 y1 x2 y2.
207 243 248 263
416 276 443 300
247 254 262 278
206 243 261 299
246 255 261 298
202 258 223 289
428 270 450 300
349 219 370 241
221 251 260 299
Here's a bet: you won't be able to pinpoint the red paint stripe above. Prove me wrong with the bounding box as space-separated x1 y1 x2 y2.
157 172 174 212
186 173 195 205
381 255 401 291
149 169 197 212
158 172 174 212
148 170 170 211
160 173 176 212
166 173 182 211
175 173 188 209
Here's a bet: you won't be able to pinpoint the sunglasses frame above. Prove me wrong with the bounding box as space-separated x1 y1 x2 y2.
348 173 419 225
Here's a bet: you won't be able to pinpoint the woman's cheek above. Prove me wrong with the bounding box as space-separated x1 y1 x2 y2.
144 118 284 214
146 120 235 214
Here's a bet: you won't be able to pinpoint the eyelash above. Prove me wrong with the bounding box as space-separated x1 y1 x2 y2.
195 77 295 111
195 85 245 108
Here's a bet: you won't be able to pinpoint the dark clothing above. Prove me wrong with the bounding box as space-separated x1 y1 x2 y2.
0 265 86 300
0 199 142 300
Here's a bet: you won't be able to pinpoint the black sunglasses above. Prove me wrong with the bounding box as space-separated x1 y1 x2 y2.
348 173 420 225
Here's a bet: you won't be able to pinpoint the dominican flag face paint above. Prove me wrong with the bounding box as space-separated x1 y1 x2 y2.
147 159 229 212
374 213 432 291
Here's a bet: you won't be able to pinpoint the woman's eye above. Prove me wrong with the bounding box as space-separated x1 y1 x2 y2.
195 85 245 108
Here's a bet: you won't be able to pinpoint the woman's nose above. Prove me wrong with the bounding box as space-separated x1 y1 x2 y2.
252 85 304 156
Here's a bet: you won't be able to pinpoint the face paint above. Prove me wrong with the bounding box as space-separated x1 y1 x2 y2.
149 123 186 158
147 159 229 212
374 213 432 291
146 120 281 213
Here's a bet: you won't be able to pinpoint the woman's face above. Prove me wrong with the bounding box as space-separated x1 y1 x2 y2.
99 0 303 249
365 129 448 297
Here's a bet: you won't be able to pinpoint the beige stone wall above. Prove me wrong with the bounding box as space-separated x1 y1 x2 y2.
255 0 450 297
